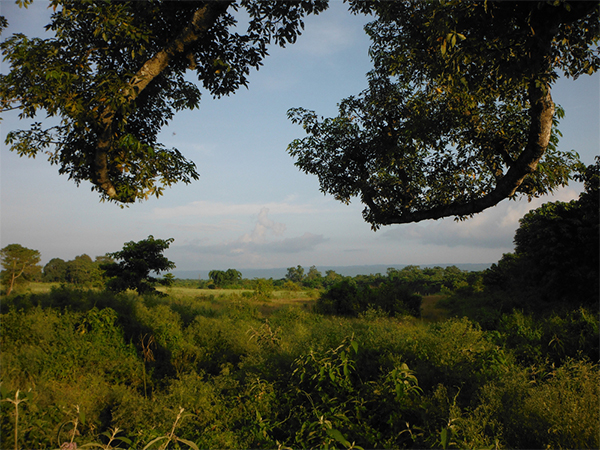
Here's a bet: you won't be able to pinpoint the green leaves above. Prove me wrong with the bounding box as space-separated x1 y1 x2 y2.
2 0 329 203
102 235 176 294
289 1 597 225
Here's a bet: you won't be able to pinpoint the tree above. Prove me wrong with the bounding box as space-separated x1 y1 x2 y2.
288 1 599 226
285 265 305 283
485 159 599 309
303 265 323 288
0 0 328 203
102 235 175 294
65 254 103 286
0 243 42 295
42 257 68 282
208 268 242 288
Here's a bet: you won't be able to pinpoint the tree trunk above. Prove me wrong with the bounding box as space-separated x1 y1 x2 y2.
374 8 559 225
94 1 232 201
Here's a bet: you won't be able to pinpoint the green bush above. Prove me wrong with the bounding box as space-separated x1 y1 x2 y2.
317 278 422 318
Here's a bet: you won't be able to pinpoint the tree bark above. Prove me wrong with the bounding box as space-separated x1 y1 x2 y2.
6 261 26 296
374 82 555 225
94 1 232 201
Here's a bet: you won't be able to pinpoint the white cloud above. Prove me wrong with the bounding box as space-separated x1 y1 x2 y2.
239 207 286 244
164 219 242 234
292 4 371 58
152 200 326 219
171 207 326 260
382 189 581 250
152 200 320 220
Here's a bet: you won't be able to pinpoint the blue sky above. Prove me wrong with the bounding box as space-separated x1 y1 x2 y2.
1 1 599 276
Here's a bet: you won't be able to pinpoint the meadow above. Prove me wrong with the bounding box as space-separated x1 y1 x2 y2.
1 282 598 449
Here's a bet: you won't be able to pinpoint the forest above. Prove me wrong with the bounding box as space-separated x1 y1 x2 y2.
1 161 598 449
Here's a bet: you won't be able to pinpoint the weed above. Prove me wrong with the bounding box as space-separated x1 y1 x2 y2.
1 389 27 450
142 407 198 450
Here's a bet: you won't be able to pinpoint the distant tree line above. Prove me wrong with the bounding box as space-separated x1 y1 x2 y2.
42 254 111 287
3 160 597 318
1 236 176 295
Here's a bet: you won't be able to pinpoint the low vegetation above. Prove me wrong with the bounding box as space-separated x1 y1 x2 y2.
1 278 598 449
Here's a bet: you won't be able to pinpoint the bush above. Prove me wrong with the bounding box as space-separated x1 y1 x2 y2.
315 278 367 316
1 286 596 449
316 277 422 318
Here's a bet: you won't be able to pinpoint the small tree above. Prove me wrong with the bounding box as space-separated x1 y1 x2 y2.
0 244 41 295
253 278 274 300
286 265 305 283
208 268 242 288
101 236 175 294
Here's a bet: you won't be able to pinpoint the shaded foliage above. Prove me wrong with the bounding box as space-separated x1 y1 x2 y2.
101 235 175 294
485 159 599 311
1 0 328 202
1 286 597 449
289 1 598 225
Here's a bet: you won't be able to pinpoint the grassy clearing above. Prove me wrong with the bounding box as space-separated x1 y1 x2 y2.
420 294 450 322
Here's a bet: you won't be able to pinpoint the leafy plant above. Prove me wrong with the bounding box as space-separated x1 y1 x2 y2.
142 407 199 450
102 236 175 294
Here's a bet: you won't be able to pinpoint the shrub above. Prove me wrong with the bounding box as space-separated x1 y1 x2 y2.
317 278 422 318
315 278 367 316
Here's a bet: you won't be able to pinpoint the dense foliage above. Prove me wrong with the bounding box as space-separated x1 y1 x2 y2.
1 160 598 448
101 235 175 294
289 1 599 225
0 0 328 202
208 269 242 288
484 159 599 312
43 254 109 287
1 286 597 449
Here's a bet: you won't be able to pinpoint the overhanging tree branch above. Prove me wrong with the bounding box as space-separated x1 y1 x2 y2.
94 1 232 201
289 1 598 227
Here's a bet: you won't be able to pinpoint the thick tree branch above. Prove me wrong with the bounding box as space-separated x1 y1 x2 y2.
371 11 559 225
94 1 232 201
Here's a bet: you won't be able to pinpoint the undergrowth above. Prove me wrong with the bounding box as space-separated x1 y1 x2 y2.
1 287 598 449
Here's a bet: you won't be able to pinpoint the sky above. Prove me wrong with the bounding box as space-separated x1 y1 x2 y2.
1 1 599 277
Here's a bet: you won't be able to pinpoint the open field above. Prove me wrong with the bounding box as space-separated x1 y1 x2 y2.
10 283 446 321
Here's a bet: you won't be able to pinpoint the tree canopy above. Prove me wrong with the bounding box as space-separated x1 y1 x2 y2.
0 243 42 295
0 0 327 203
208 268 242 288
101 235 175 294
485 158 599 309
288 1 599 226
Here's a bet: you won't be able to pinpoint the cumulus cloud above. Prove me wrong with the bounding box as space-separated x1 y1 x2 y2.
171 208 326 261
239 208 286 244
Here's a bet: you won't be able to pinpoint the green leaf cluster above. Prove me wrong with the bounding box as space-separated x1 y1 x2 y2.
289 1 598 225
1 0 328 202
102 235 175 294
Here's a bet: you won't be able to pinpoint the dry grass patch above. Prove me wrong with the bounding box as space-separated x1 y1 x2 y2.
420 294 450 322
